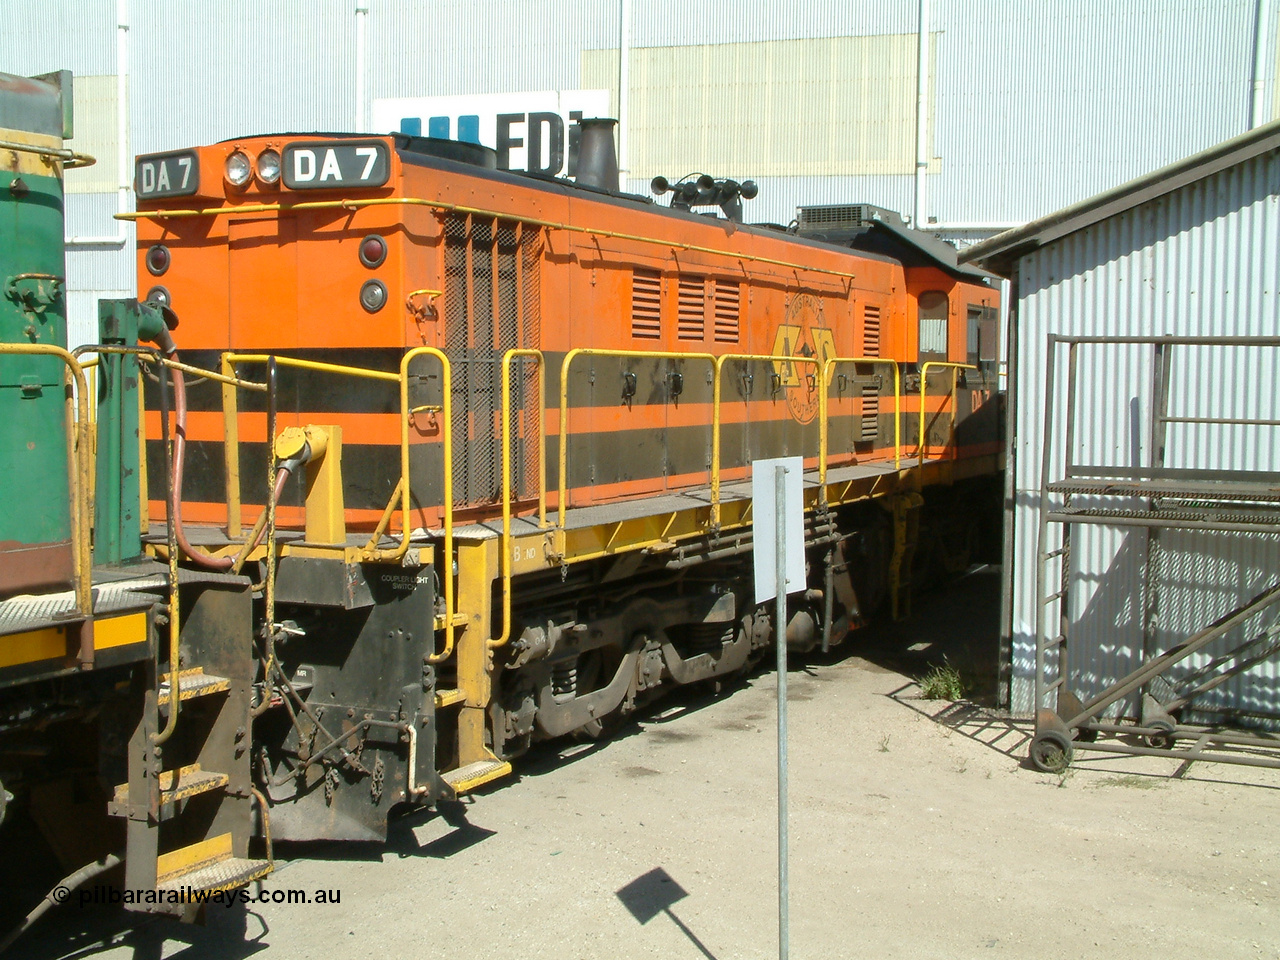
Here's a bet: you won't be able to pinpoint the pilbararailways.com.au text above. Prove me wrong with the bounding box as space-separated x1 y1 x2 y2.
64 885 341 908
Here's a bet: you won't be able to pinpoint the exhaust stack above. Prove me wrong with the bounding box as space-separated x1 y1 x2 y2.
574 118 619 192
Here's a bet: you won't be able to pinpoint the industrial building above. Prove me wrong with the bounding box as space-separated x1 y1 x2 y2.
1 0 1277 345
965 120 1280 740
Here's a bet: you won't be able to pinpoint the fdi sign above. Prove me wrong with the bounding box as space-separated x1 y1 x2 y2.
372 90 611 176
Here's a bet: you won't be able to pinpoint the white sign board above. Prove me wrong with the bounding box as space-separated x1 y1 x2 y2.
752 457 805 603
371 89 611 176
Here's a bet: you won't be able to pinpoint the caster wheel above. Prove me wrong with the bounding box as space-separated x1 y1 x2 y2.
1144 719 1176 750
1030 730 1073 773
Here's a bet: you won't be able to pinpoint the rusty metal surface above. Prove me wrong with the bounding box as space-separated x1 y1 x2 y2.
0 541 74 598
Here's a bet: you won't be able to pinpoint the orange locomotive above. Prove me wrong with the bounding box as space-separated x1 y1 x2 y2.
121 121 1002 845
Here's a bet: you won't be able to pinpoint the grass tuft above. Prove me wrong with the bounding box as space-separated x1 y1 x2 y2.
918 660 964 701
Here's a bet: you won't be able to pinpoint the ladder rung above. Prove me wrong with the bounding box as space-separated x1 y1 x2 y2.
1044 676 1065 692
1044 547 1067 559
1046 634 1067 647
1042 590 1067 603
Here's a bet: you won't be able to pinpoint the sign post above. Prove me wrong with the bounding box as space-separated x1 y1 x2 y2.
752 456 803 960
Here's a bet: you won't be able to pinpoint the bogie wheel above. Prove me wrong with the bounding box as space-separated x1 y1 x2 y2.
1029 730 1074 773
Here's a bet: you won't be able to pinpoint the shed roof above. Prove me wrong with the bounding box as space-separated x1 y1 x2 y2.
960 119 1280 276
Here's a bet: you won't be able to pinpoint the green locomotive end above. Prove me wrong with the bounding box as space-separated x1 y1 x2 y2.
0 71 74 597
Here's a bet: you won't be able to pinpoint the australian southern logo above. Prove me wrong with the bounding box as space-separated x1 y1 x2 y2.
771 294 835 425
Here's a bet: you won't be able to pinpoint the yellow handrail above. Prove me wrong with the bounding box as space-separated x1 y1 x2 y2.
396 347 454 663
222 347 457 661
819 357 903 485
918 361 976 461
711 352 822 527
224 352 400 384
0 344 91 621
494 348 546 649
558 348 718 527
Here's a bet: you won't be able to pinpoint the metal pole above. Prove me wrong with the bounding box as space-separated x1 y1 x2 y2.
774 464 789 960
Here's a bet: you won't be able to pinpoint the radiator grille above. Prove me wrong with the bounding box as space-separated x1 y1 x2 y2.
443 214 542 508
631 269 662 340
713 280 740 343
677 276 705 341
863 304 881 357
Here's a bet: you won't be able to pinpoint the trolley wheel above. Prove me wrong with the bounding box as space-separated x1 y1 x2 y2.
1029 730 1074 773
1144 719 1176 751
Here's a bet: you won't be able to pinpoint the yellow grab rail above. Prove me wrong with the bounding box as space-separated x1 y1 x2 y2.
558 348 718 527
120 196 862 286
494 349 546 649
918 361 977 461
819 358 903 485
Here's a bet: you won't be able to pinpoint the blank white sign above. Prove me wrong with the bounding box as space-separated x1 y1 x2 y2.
752 457 805 603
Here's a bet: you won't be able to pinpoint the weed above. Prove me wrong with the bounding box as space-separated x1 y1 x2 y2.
1096 775 1165 790
878 733 891 753
919 660 964 701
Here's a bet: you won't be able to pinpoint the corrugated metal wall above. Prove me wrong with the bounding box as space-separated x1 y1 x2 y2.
1009 147 1280 716
0 0 1276 343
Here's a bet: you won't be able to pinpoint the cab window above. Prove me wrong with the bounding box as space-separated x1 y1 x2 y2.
918 291 949 362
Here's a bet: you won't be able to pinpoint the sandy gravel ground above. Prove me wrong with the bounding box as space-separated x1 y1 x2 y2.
12 568 1280 960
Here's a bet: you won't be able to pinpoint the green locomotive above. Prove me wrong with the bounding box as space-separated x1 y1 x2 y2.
0 71 268 940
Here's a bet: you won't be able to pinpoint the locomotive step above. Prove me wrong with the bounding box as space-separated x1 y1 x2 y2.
157 668 231 706
110 764 230 811
156 832 272 894
434 688 465 708
442 758 512 794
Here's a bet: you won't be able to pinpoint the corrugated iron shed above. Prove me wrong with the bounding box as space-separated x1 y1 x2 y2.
964 121 1280 717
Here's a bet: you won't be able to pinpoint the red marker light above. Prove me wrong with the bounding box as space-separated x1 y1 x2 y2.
146 244 170 276
359 234 387 268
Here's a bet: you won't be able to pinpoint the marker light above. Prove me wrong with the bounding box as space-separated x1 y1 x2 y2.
224 150 252 188
145 285 171 308
359 234 387 268
256 149 281 184
146 244 170 276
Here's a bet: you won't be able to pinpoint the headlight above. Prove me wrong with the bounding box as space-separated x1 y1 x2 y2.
145 285 171 308
225 150 252 188
256 149 281 184
359 279 387 313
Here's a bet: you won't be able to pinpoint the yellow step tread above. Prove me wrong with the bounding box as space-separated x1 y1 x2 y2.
157 668 230 706
434 688 466 707
156 857 272 896
442 758 512 794
112 764 229 806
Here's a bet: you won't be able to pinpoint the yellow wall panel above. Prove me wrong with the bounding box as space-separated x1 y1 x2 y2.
583 34 938 180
